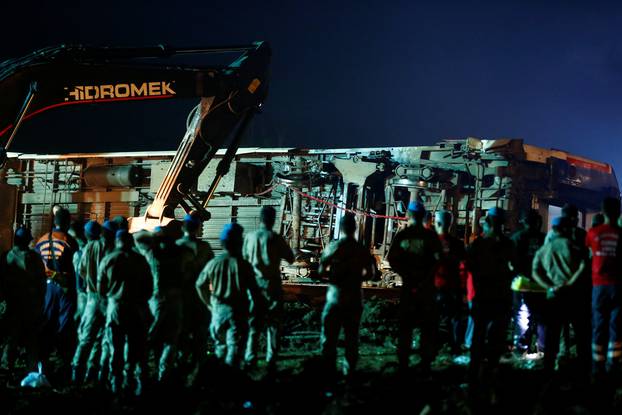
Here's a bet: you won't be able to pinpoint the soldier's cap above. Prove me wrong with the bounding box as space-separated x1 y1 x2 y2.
487 207 505 220
15 226 33 242
102 220 117 233
220 222 243 242
407 201 426 214
84 220 101 239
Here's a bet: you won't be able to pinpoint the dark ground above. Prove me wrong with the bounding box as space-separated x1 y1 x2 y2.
2 298 622 414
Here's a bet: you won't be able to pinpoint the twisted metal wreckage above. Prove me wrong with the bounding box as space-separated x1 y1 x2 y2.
0 44 618 293
1 138 618 294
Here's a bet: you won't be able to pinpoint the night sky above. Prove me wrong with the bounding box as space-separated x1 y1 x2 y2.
3 1 622 177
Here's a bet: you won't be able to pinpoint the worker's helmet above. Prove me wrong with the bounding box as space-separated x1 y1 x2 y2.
14 226 33 247
84 220 102 240
407 201 426 220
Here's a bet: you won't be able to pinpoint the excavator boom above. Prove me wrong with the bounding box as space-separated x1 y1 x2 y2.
0 42 271 228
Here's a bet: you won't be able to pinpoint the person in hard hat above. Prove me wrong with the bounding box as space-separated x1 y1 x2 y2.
532 216 589 375
68 220 87 322
37 207 79 379
586 197 622 377
71 219 116 384
466 207 516 383
510 209 546 356
147 223 193 381
387 201 442 374
318 214 377 378
176 212 214 379
433 210 466 355
0 227 47 376
243 206 295 373
555 204 591 361
196 223 260 369
98 230 153 395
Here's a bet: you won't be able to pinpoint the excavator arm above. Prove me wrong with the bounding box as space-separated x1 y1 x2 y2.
0 42 271 227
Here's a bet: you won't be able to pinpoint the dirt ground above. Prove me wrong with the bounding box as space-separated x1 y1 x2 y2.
2 298 622 414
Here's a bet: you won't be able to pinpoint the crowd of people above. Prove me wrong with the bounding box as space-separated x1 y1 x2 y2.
0 196 621 396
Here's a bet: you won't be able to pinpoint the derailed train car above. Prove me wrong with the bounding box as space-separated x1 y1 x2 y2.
0 137 618 286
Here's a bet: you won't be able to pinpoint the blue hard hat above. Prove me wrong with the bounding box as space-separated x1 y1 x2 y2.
102 220 117 233
84 220 101 239
552 216 570 228
487 207 505 219
183 213 202 226
15 226 32 242
407 201 426 214
220 222 243 242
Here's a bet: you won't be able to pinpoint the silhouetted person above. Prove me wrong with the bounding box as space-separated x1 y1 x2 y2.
0 227 46 376
147 224 193 381
244 206 294 372
511 209 546 355
98 230 152 395
196 223 259 369
37 207 79 380
318 214 376 377
433 210 466 355
586 197 622 377
532 216 589 376
387 201 441 374
176 212 214 379
466 207 516 383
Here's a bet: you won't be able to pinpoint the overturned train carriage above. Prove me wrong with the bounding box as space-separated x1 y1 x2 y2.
0 137 618 287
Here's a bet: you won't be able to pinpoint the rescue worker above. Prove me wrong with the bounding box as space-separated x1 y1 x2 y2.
0 227 47 375
98 230 152 394
466 207 516 382
196 223 260 369
72 220 115 383
147 224 193 381
586 197 622 376
176 212 214 378
318 214 376 377
243 206 294 372
510 209 546 355
532 216 589 375
433 210 466 355
69 220 87 321
37 207 79 376
387 201 442 374
558 203 591 361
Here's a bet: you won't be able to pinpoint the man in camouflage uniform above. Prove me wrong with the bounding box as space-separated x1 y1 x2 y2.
147 224 193 381
387 201 442 374
319 214 376 377
72 219 116 383
243 206 294 372
0 227 47 376
98 230 152 394
176 212 214 378
196 223 260 369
